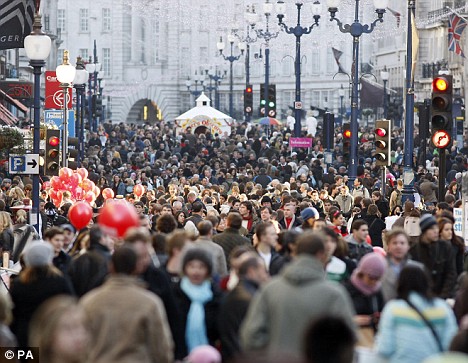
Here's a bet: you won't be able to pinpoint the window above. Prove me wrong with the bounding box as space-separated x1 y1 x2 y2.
79 9 89 32
311 49 320 74
79 49 89 61
57 9 66 33
103 48 111 76
102 8 111 32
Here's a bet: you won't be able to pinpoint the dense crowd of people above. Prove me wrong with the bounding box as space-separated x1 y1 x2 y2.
0 119 467 363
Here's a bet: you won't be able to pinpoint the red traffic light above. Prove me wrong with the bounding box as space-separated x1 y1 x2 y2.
49 136 60 147
375 128 386 137
246 87 252 93
433 77 449 92
343 129 351 138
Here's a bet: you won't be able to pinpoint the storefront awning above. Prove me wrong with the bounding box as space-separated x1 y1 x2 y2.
0 89 28 114
0 104 18 126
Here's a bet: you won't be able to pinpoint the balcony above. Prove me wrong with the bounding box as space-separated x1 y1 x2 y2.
427 1 467 24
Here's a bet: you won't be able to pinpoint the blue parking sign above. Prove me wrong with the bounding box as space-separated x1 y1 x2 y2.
10 156 26 172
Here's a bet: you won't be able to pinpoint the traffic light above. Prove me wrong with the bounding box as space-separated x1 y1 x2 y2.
268 84 276 117
430 75 453 149
95 97 103 118
323 112 335 151
244 85 253 115
260 83 266 116
68 137 79 170
374 119 391 166
45 129 60 176
342 123 351 163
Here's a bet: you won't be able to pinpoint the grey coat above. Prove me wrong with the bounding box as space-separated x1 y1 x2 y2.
240 255 356 358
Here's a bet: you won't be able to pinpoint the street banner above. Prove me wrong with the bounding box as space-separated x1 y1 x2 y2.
289 137 312 148
45 71 72 109
0 0 34 50
44 109 75 137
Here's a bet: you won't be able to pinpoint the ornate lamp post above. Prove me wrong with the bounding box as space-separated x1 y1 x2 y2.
248 1 279 120
277 0 321 137
185 71 205 104
338 84 345 126
24 10 51 233
326 0 388 187
56 50 76 168
73 57 89 166
217 34 245 118
205 67 226 110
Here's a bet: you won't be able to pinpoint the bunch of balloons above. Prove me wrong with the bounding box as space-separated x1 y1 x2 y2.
48 167 100 207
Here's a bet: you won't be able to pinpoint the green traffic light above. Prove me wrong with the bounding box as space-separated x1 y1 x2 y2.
269 101 275 108
260 100 266 106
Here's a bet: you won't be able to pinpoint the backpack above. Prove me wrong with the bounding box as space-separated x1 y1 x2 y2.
404 216 421 237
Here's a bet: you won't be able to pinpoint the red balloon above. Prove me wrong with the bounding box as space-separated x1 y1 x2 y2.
68 201 93 230
75 187 84 201
50 176 61 190
373 246 387 257
42 181 50 190
84 191 96 204
59 167 73 181
133 184 144 197
82 179 94 192
102 188 115 200
98 200 139 237
71 173 82 187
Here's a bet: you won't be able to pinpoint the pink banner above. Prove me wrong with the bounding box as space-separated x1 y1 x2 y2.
289 137 312 148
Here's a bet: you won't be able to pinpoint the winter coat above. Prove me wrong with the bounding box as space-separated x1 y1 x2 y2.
10 269 74 348
365 215 386 248
375 292 458 363
381 258 424 302
172 281 222 357
80 275 173 363
213 228 251 268
409 240 456 299
240 255 355 358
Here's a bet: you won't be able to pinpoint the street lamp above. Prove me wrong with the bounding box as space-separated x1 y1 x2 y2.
381 66 389 119
73 57 88 166
327 0 388 188
217 35 245 118
277 0 321 138
186 71 205 104
205 67 226 110
85 41 101 132
56 50 76 168
249 1 279 120
338 84 345 126
24 10 51 234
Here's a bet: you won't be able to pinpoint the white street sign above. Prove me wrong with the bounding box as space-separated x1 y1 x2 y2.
9 154 40 174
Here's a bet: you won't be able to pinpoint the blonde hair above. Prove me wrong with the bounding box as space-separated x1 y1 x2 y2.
15 209 28 224
8 186 25 201
0 212 12 233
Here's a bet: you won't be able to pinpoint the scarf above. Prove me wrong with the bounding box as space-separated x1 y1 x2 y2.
180 277 213 352
350 269 381 296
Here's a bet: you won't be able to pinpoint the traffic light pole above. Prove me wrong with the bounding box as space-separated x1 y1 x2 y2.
245 42 251 123
264 47 270 120
61 84 69 168
439 149 446 201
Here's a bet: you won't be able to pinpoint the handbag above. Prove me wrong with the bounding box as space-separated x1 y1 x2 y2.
405 299 444 352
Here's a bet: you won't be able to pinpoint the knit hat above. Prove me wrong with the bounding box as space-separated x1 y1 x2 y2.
419 214 437 234
356 253 387 280
301 207 319 221
182 248 213 276
186 345 221 363
23 241 54 267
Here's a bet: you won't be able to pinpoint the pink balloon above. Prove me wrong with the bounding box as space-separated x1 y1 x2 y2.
77 168 88 181
50 176 61 190
373 246 387 257
59 167 73 181
42 181 50 190
84 191 96 204
75 187 84 201
102 188 115 200
82 179 94 192
93 186 100 196
133 184 144 197
71 172 82 186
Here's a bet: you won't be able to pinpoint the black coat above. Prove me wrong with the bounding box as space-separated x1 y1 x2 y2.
172 281 222 357
364 215 386 248
218 279 259 361
10 269 74 348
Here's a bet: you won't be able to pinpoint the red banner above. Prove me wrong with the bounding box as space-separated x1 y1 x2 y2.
45 71 72 109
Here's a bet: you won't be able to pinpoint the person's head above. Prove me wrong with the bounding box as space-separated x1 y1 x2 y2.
397 265 432 301
438 217 454 242
384 228 410 263
192 201 204 214
29 296 88 363
124 227 153 274
239 201 253 217
89 224 114 252
156 214 177 234
43 227 65 256
295 231 327 264
371 190 381 203
238 255 269 286
166 231 189 258
351 219 369 243
197 220 214 238
255 222 278 248
419 214 439 243
353 253 387 291
303 316 356 363
182 247 213 284
260 206 273 222
110 244 138 275
353 178 362 187
161 204 173 215
133 201 145 215
321 227 340 261
329 208 344 226
226 212 243 229
367 204 380 217
283 203 296 219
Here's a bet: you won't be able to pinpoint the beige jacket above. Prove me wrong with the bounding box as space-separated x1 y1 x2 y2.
80 275 174 363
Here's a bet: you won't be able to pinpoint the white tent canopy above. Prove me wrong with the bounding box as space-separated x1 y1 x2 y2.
175 93 232 137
